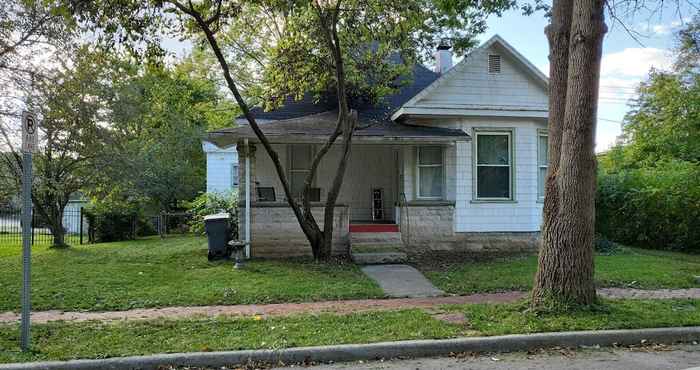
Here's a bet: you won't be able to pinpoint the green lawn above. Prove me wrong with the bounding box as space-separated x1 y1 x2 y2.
0 236 383 312
423 247 700 294
2 299 699 364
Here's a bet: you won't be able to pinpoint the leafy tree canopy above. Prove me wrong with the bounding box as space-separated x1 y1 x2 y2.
67 0 540 112
88 53 238 212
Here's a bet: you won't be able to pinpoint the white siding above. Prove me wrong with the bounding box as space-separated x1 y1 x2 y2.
413 44 548 111
251 144 401 221
203 142 239 194
405 117 546 232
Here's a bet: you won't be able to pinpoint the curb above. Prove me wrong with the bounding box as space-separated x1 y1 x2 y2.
2 326 700 370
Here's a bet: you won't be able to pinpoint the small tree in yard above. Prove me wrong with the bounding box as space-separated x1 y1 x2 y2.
0 47 110 247
69 0 523 260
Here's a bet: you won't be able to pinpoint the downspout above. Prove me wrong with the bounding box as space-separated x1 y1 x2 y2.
244 138 251 259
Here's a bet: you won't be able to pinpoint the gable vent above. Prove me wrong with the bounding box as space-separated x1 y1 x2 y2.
488 54 501 73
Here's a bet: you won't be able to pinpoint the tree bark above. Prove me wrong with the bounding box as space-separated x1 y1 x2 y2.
170 0 355 260
532 0 607 307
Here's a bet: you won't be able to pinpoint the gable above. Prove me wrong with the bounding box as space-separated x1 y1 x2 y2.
393 36 549 119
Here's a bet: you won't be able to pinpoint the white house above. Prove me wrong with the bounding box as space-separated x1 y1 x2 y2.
203 35 548 258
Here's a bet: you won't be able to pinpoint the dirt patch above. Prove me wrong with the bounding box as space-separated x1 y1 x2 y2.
408 250 535 272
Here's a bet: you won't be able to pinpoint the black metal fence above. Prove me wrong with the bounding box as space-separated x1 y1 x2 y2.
0 208 85 246
0 208 196 247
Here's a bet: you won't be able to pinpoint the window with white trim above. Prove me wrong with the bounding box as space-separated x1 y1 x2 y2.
475 130 513 200
289 144 314 198
416 146 443 199
537 130 548 200
231 163 239 187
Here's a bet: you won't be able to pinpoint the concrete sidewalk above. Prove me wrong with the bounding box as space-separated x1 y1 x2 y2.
1 288 700 324
361 264 445 298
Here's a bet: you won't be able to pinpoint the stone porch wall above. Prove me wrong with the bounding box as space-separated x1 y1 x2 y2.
239 202 350 258
399 201 539 253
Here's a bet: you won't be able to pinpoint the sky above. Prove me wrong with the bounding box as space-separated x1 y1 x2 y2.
481 4 694 152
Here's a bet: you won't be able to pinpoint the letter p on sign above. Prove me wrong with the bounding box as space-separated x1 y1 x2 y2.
21 111 38 153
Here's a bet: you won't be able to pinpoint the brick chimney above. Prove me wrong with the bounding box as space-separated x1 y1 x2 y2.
434 39 453 74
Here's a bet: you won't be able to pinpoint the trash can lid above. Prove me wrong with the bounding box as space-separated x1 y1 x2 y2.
204 213 230 221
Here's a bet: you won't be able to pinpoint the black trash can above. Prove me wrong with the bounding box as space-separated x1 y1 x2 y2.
204 213 232 261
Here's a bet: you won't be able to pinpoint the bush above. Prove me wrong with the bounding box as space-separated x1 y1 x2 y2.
186 191 238 239
85 210 137 243
84 198 153 243
596 160 700 252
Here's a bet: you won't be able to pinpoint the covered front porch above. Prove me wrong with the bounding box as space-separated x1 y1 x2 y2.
207 111 469 257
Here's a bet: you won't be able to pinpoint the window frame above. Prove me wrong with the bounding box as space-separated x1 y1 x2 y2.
472 128 515 202
415 146 445 200
537 129 548 201
288 144 315 200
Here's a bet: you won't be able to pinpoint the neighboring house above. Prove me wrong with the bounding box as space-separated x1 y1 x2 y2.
203 35 549 258
63 195 89 234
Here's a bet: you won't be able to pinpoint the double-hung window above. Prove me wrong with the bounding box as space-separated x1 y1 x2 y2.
537 130 548 200
475 129 513 200
416 146 444 199
289 144 314 199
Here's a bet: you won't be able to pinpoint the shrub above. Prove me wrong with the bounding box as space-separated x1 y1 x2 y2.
85 210 137 243
186 191 238 239
596 160 700 252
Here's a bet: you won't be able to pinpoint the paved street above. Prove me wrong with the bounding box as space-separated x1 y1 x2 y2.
271 344 700 370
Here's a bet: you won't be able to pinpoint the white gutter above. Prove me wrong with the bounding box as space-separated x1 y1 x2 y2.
244 138 251 259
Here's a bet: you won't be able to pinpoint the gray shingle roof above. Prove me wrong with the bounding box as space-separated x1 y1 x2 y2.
248 64 440 122
209 111 469 147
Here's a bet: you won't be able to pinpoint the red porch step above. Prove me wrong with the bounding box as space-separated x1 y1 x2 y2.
349 224 399 233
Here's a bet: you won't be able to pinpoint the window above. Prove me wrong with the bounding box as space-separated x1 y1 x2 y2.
231 164 239 187
289 144 314 199
538 130 548 200
416 146 443 199
488 54 501 73
475 130 513 200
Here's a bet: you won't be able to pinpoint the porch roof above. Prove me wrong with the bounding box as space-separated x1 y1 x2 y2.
208 111 470 146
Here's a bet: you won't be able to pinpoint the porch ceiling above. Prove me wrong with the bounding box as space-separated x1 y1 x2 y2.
208 111 470 147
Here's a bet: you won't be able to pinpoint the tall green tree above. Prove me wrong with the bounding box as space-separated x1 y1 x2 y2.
90 59 237 212
0 47 111 247
69 0 523 260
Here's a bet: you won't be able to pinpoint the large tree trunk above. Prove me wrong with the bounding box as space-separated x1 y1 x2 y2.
532 0 607 307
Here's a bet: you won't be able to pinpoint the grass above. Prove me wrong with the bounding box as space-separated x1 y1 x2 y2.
1 299 699 364
423 247 700 295
0 236 383 312
0 310 459 363
452 299 700 336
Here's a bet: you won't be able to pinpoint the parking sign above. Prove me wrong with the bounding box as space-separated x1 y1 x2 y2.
21 111 38 153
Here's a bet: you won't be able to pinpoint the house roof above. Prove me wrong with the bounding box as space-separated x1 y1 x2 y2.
391 35 549 121
208 111 469 147
247 63 440 123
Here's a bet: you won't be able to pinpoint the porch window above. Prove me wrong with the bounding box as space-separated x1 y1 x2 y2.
475 130 513 200
289 144 314 199
416 146 443 199
537 130 548 200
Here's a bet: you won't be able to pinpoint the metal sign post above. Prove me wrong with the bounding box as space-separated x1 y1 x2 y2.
20 111 38 351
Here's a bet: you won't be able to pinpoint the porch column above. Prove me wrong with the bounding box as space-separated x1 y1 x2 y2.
237 141 256 258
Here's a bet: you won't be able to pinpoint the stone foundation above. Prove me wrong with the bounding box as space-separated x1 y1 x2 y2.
239 202 349 258
399 201 539 254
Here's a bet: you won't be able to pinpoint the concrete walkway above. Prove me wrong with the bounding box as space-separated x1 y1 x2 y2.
1 288 700 324
361 264 445 298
